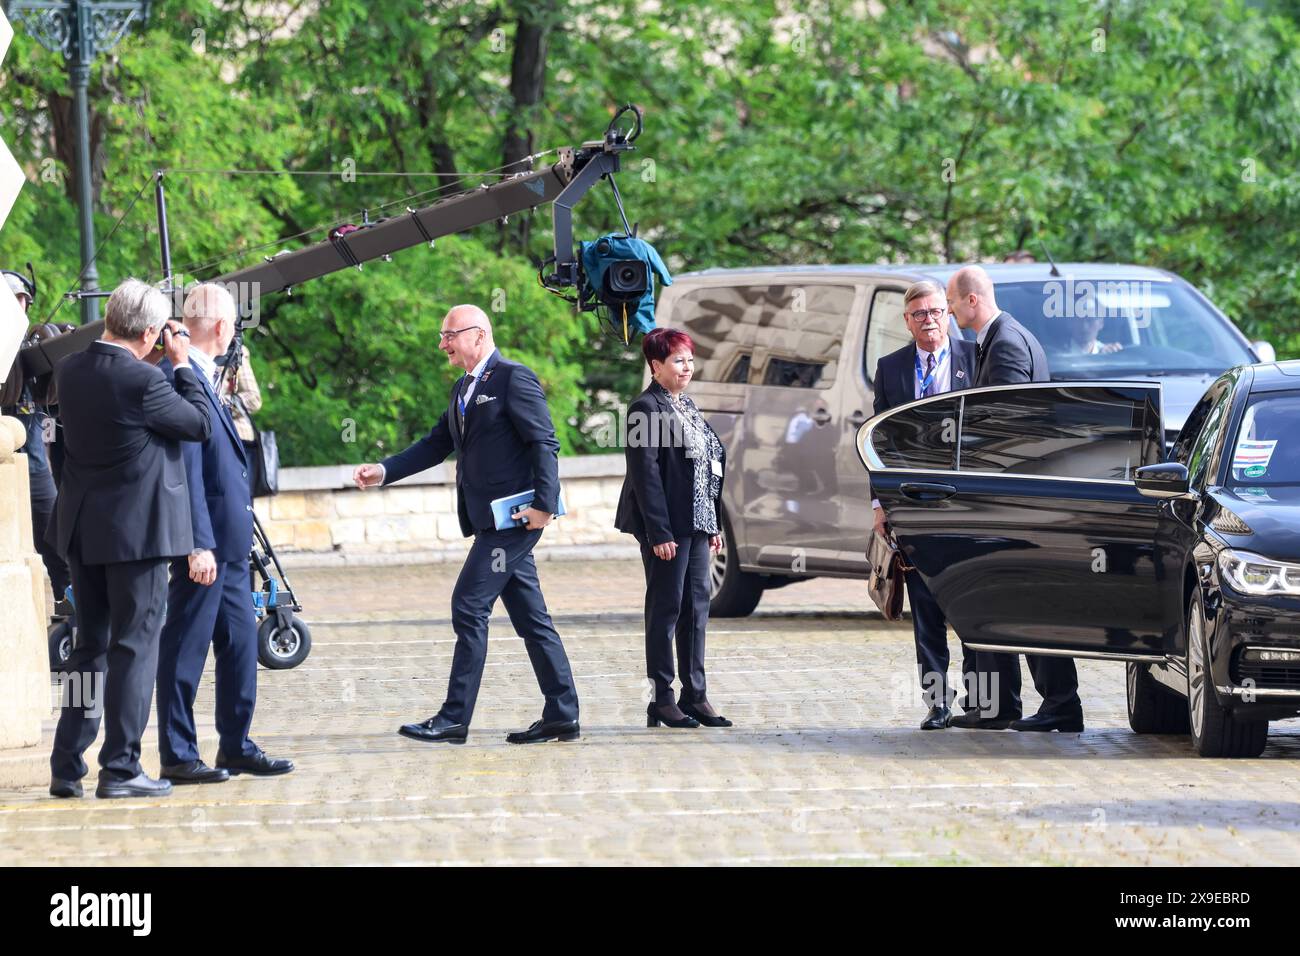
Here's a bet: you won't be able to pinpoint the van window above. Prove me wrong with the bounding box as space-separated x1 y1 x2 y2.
666 283 854 387
865 288 912 383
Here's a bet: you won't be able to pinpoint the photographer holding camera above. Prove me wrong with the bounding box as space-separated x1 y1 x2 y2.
47 278 212 800
0 270 71 615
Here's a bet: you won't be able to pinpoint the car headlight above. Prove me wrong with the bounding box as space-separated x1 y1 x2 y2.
1218 549 1300 596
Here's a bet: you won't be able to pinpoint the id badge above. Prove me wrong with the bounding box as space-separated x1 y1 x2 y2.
710 458 723 478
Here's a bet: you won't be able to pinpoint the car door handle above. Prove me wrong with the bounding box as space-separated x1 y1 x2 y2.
900 482 957 502
811 407 832 425
847 410 868 426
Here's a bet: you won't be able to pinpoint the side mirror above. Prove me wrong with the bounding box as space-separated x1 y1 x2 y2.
1253 340 1277 364
1135 461 1192 499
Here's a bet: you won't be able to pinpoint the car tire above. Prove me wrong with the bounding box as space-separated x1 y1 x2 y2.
257 615 312 670
1185 591 1267 758
709 508 764 618
1125 662 1189 734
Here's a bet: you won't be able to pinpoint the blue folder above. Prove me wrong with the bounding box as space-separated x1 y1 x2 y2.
490 488 567 531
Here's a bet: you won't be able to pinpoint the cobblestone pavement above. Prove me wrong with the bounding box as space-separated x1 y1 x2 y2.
2 561 1299 866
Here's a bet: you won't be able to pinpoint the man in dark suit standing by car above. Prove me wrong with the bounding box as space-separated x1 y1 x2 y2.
945 265 1084 732
353 305 580 744
873 280 978 730
47 279 212 799
156 283 293 785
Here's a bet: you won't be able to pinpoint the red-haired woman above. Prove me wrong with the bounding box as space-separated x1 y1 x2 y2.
615 327 733 729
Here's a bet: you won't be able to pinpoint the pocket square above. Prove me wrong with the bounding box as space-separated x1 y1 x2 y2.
475 393 497 405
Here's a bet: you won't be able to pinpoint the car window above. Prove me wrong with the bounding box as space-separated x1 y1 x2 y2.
867 395 960 470
864 288 912 383
1226 390 1300 488
957 385 1162 480
1169 387 1217 467
1185 381 1233 489
992 279 1253 380
666 283 855 388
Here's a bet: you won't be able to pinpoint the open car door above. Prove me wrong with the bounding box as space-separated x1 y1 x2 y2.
858 382 1169 661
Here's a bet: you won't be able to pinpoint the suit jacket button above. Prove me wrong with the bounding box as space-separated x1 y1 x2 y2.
245 504 253 511
241 471 247 478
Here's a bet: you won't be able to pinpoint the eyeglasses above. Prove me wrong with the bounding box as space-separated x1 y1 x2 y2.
439 326 482 342
907 308 947 322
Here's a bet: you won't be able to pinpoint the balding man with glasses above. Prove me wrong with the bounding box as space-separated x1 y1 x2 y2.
871 280 978 729
353 305 580 745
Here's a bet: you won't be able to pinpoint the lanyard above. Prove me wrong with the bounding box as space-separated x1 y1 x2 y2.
915 346 948 394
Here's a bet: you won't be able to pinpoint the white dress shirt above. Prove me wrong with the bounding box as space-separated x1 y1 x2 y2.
912 344 951 400
976 312 1000 349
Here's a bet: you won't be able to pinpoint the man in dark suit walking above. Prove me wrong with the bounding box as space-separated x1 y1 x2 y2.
47 279 212 799
353 305 580 744
156 284 293 785
945 265 1084 733
872 280 979 730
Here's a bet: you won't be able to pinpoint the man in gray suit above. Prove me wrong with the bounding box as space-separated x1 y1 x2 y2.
944 265 1084 733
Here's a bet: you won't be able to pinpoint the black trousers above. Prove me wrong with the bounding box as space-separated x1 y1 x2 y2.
973 651 1082 720
51 554 168 782
439 527 579 727
18 411 70 600
639 532 711 707
904 568 976 710
156 558 259 766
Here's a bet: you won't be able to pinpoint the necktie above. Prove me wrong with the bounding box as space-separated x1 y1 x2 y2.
976 343 985 363
922 353 936 397
458 374 475 415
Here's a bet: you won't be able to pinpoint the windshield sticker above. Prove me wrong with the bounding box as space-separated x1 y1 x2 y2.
1233 439 1277 472
1236 487 1274 503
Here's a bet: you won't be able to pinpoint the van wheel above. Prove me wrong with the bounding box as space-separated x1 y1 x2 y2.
1185 592 1266 757
48 621 74 672
1126 662 1189 734
709 509 763 618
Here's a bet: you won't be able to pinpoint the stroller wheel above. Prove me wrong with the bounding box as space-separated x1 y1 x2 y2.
258 615 312 669
48 620 75 672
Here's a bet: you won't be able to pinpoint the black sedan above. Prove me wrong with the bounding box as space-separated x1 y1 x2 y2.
858 361 1300 758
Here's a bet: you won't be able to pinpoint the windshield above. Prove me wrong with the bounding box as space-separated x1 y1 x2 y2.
1226 391 1300 488
991 279 1254 378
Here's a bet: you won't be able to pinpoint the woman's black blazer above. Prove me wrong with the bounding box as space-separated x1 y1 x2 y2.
614 385 726 545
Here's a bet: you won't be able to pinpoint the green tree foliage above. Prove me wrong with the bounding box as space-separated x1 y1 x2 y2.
1 0 1296 464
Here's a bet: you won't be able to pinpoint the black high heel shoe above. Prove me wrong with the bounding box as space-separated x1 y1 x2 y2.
647 703 700 728
680 702 733 727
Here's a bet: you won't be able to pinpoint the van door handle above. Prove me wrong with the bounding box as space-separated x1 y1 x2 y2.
847 410 868 426
900 482 957 502
811 407 832 425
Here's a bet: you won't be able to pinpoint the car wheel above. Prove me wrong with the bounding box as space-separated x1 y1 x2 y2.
1126 661 1189 734
708 508 764 618
1185 591 1267 758
257 615 312 670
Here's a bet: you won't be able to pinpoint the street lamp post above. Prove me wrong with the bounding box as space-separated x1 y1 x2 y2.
6 1 149 323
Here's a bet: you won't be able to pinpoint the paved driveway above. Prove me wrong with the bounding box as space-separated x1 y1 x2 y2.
1 562 1297 865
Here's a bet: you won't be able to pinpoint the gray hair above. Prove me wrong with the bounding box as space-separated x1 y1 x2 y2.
903 279 945 306
104 278 171 339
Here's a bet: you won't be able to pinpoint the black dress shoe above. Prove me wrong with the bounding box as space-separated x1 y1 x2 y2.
920 705 952 730
948 711 1017 730
95 773 173 799
49 778 82 799
646 703 699 729
161 760 230 785
216 748 295 776
398 715 468 744
507 718 580 743
679 702 732 727
1011 711 1085 733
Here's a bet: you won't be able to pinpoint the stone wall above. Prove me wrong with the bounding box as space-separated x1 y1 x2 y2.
0 416 50 750
258 454 638 566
